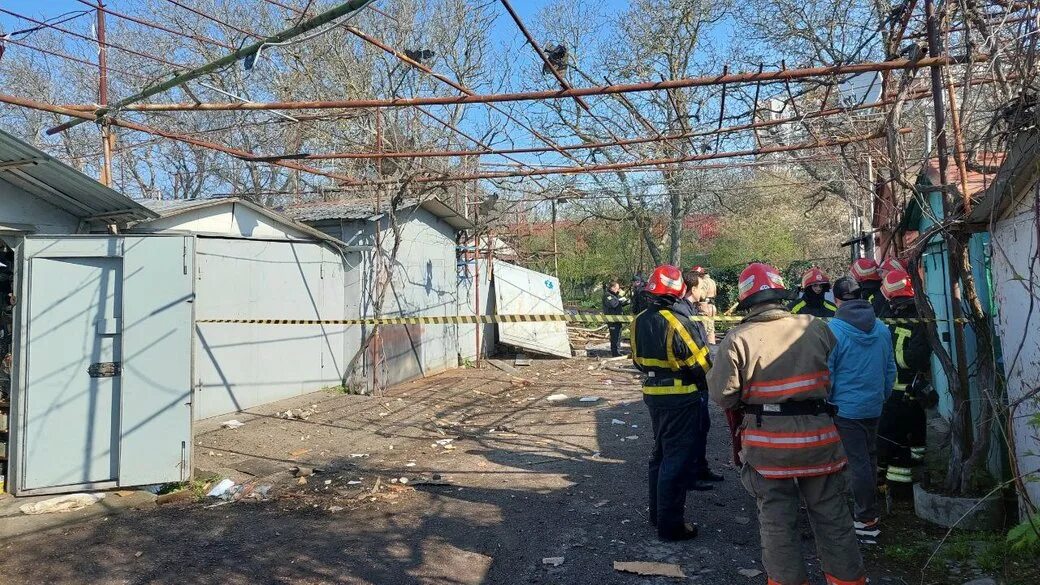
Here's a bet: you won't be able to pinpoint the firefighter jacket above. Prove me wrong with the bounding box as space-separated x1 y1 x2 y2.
860 282 888 317
788 290 837 318
887 298 931 391
631 297 710 407
707 304 847 479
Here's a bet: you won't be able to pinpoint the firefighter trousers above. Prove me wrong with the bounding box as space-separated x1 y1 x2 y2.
741 465 865 585
646 398 700 537
687 391 711 480
878 393 926 492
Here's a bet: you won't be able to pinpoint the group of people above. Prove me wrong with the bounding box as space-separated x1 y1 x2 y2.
625 257 931 585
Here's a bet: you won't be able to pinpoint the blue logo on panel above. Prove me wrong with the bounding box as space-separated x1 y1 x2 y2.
544 279 554 289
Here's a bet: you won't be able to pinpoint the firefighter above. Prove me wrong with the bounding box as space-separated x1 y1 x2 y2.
631 265 712 541
851 258 887 316
708 262 865 585
877 269 931 497
789 267 837 317
879 257 905 277
631 274 648 315
603 279 630 357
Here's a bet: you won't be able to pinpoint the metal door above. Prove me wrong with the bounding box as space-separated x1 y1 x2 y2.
12 235 194 494
23 253 122 489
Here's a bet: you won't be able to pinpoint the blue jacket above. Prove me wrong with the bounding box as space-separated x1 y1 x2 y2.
827 300 896 419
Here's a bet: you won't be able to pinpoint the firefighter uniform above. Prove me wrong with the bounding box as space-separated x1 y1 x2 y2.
631 266 711 541
878 287 930 493
851 258 887 317
789 267 837 318
709 263 865 585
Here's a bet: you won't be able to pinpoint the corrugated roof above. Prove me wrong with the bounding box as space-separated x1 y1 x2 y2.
283 196 474 230
0 128 155 222
138 198 228 216
921 152 1005 200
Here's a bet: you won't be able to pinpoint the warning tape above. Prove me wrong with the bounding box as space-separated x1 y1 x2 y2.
196 314 964 326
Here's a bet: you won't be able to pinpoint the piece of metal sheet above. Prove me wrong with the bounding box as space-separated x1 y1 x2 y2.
493 261 571 358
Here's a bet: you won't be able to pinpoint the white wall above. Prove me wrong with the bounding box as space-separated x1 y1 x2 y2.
991 200 1040 509
141 202 315 240
192 237 358 419
0 180 80 233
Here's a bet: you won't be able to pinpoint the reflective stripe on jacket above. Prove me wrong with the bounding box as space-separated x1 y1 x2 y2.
887 299 931 390
707 304 847 479
789 297 837 318
631 302 710 399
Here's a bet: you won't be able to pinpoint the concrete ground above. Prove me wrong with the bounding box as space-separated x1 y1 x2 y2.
0 355 922 584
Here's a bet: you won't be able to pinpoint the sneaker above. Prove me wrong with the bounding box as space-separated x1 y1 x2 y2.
854 518 881 539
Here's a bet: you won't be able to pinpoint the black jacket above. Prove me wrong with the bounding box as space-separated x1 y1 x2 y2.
603 288 629 316
887 298 931 388
788 289 836 318
860 281 888 317
631 296 710 406
631 288 648 315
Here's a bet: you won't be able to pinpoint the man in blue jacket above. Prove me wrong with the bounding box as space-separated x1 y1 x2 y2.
827 276 896 544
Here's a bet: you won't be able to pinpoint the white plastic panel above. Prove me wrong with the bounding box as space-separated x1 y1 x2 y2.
493 261 571 358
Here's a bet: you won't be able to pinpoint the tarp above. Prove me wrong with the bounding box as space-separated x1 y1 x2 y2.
492 261 571 358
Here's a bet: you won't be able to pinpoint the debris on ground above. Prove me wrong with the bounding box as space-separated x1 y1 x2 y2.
19 493 106 515
349 453 369 458
542 557 565 567
579 396 601 402
513 354 532 366
220 419 245 429
546 393 568 402
206 479 235 498
611 418 626 425
278 408 314 420
290 466 315 478
613 561 686 578
155 489 195 506
737 568 763 578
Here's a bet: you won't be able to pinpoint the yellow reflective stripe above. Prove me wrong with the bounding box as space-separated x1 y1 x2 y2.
665 325 679 369
630 313 639 360
824 301 837 312
642 380 699 395
790 300 806 314
893 382 908 392
659 310 711 372
894 327 912 369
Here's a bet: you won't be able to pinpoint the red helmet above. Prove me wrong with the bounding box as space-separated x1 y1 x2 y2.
850 258 882 282
645 264 687 298
800 267 830 289
881 269 915 299
880 257 905 275
737 262 789 308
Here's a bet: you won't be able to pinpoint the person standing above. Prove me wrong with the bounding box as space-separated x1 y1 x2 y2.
682 268 725 489
789 267 837 317
827 276 896 544
603 279 629 357
851 258 887 317
708 263 865 585
631 274 648 315
631 265 712 541
692 266 718 344
877 269 932 497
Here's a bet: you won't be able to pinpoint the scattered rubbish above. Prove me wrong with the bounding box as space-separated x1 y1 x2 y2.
546 394 569 402
324 479 333 486
329 506 344 513
291 466 314 478
603 379 614 385
514 354 533 366
19 493 106 515
542 557 565 567
738 568 763 578
399 477 409 485
347 481 362 485
631 424 638 428
579 396 601 402
134 551 143 558
220 419 245 429
613 561 686 578
141 484 164 494
411 477 453 487
435 439 454 446
207 479 236 498
406 462 416 467
278 408 314 421
156 489 195 506
297 477 308 485
625 435 639 440
593 500 609 508
288 448 310 458
611 419 626 425
390 478 399 484
349 453 369 458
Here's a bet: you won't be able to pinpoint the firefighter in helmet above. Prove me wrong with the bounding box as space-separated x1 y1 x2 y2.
851 258 888 317
789 267 837 318
879 257 905 277
877 269 931 496
631 265 712 541
708 262 865 585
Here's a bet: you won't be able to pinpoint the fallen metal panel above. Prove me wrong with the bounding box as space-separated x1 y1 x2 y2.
493 261 570 358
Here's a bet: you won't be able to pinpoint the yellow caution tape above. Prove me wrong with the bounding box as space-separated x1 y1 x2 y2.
196 314 965 326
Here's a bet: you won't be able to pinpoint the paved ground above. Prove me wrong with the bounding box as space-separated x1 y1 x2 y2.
0 355 929 584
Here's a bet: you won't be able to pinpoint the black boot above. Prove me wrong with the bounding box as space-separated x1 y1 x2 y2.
659 523 699 541
697 469 725 482
686 481 713 491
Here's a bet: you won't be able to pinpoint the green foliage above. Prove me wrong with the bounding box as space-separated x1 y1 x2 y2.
1007 514 1040 552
